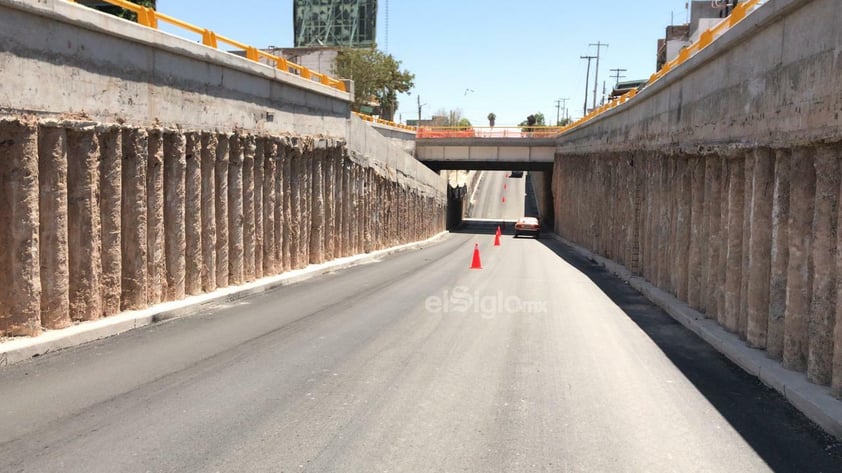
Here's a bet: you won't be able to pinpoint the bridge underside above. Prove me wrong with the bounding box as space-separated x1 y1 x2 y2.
415 138 557 173
421 160 554 172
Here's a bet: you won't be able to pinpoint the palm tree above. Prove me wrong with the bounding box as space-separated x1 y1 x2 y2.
487 113 496 128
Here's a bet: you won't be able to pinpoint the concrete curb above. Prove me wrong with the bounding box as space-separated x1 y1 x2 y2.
0 232 449 367
550 233 842 440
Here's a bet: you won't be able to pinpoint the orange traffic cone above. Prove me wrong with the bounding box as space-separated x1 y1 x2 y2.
494 226 501 246
470 243 482 269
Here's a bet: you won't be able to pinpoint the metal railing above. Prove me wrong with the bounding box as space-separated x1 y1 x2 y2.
416 126 566 139
66 0 348 93
352 112 416 132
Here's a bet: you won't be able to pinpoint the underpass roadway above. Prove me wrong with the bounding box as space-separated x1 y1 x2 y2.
0 172 841 472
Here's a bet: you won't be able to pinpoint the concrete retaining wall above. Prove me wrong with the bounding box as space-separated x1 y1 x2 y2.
0 0 350 137
553 0 842 396
0 118 446 337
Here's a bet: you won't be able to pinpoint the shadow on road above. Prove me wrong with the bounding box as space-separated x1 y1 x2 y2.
536 236 842 472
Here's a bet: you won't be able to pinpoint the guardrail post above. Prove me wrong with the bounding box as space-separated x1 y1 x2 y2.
202 30 218 48
137 7 157 28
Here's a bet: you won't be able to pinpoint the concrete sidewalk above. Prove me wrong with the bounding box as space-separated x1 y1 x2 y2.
552 233 842 441
0 232 448 367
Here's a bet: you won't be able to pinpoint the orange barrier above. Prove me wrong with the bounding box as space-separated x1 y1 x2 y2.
66 0 347 93
352 112 416 132
416 126 568 139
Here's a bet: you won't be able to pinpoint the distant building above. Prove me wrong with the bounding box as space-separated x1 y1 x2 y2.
293 0 377 48
657 1 739 71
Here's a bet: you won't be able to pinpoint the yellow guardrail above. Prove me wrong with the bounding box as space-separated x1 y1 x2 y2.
353 112 416 132
562 0 764 135
66 0 347 93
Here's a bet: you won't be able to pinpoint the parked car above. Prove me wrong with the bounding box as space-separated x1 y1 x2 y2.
514 217 540 238
509 171 524 178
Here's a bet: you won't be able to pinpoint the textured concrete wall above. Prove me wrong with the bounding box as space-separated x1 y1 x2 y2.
554 144 842 398
553 0 842 396
0 118 446 338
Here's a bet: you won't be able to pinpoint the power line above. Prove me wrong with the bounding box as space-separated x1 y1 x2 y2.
580 55 596 116
555 98 570 125
589 41 609 110
609 68 627 86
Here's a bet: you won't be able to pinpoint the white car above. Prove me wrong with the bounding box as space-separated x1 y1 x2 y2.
514 217 540 238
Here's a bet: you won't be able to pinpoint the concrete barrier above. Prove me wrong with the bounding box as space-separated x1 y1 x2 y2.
0 0 350 136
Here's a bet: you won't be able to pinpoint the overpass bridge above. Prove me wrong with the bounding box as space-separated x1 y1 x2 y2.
415 127 557 172
5 0 842 464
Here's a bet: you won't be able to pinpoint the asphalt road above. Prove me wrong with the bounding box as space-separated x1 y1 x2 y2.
1 173 841 472
467 170 527 220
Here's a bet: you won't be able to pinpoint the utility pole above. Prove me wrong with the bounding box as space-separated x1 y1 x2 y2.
589 41 608 110
555 98 569 125
417 95 423 125
609 68 627 86
580 55 596 116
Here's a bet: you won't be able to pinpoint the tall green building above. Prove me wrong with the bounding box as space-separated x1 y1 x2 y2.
293 0 377 48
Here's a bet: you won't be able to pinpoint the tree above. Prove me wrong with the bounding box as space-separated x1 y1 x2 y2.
519 113 546 133
487 113 496 128
334 47 415 122
82 0 156 22
556 117 573 127
433 108 470 127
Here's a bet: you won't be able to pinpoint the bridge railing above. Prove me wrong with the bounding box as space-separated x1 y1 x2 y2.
66 0 348 93
416 126 567 139
352 112 416 132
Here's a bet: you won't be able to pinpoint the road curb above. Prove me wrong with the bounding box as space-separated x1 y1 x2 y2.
549 233 842 440
0 232 449 367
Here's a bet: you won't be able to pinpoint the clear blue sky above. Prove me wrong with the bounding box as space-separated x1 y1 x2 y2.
158 0 692 126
